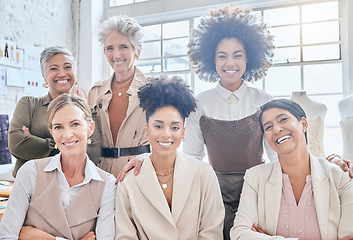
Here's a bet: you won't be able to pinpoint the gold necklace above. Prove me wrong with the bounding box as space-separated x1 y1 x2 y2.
157 174 173 189
155 168 174 176
113 77 133 97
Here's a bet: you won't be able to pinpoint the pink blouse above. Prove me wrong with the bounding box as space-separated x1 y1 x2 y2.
276 173 321 239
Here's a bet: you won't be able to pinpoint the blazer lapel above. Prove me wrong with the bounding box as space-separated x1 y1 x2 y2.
99 92 114 147
265 161 283 235
310 154 329 240
171 152 196 223
134 157 176 227
29 172 73 239
124 70 146 120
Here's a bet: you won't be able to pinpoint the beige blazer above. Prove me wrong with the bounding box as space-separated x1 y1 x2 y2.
115 151 225 240
87 67 149 177
230 154 353 240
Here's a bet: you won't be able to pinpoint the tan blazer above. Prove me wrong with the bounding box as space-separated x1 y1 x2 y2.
230 154 353 240
24 157 109 240
115 151 225 240
87 67 149 177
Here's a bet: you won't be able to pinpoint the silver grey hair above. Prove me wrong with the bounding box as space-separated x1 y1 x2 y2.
40 46 76 76
98 15 142 54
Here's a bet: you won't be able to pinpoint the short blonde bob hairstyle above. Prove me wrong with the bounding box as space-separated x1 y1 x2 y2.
47 94 92 129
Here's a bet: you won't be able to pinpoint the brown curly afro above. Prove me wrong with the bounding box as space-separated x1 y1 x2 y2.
188 5 274 83
138 75 196 123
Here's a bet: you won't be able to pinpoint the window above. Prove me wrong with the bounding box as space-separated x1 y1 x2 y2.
260 1 342 156
137 20 194 87
110 0 151 7
112 0 345 155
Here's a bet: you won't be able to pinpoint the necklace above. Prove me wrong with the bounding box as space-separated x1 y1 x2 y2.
155 168 174 177
157 174 173 189
113 76 133 97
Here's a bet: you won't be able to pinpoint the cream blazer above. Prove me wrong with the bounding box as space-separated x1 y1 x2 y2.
115 151 225 240
87 67 149 177
230 154 353 240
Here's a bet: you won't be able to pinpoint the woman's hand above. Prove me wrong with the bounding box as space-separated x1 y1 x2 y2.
19 226 55 240
22 126 31 135
115 153 148 183
251 224 269 235
80 231 96 240
330 156 353 178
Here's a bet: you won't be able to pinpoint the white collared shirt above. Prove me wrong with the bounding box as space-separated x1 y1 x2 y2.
184 81 277 162
0 153 116 240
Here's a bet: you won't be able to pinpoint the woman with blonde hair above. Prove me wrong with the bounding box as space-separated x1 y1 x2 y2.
9 46 101 177
1 94 116 240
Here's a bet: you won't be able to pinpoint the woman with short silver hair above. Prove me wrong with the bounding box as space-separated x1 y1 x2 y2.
9 46 101 177
88 15 150 177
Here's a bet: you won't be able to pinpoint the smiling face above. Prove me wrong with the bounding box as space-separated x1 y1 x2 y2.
43 54 76 99
145 106 185 159
104 31 137 77
261 108 308 156
50 104 95 159
214 38 248 92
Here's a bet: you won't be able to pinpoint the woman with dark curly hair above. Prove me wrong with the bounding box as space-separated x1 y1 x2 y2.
115 76 224 240
184 6 277 239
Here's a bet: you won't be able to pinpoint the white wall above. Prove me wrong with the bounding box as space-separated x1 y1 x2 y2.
0 0 77 178
77 0 108 94
0 0 77 117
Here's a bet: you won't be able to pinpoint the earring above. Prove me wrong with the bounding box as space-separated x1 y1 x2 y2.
54 144 57 149
182 138 185 142
44 82 49 88
74 80 78 85
87 138 92 144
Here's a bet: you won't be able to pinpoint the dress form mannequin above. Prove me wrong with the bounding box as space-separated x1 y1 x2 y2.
290 91 327 157
338 94 353 160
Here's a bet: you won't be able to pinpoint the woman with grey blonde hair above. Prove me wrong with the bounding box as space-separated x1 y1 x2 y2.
9 46 101 177
88 15 150 177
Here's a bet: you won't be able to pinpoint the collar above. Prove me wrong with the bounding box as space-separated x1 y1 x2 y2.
126 67 146 96
101 67 147 97
100 74 114 96
42 93 52 106
309 153 327 180
44 153 104 183
215 81 247 103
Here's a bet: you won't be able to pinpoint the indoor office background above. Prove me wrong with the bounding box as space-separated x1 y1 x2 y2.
0 0 353 177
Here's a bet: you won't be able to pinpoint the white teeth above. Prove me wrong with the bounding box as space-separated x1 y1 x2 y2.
56 80 69 84
113 60 124 64
158 142 172 146
63 142 76 146
225 70 238 73
277 135 290 144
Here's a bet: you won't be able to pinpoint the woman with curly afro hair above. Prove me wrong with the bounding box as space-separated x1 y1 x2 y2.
184 5 277 239
115 76 224 240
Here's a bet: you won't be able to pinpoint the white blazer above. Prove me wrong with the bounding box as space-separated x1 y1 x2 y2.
231 154 353 240
115 151 225 240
